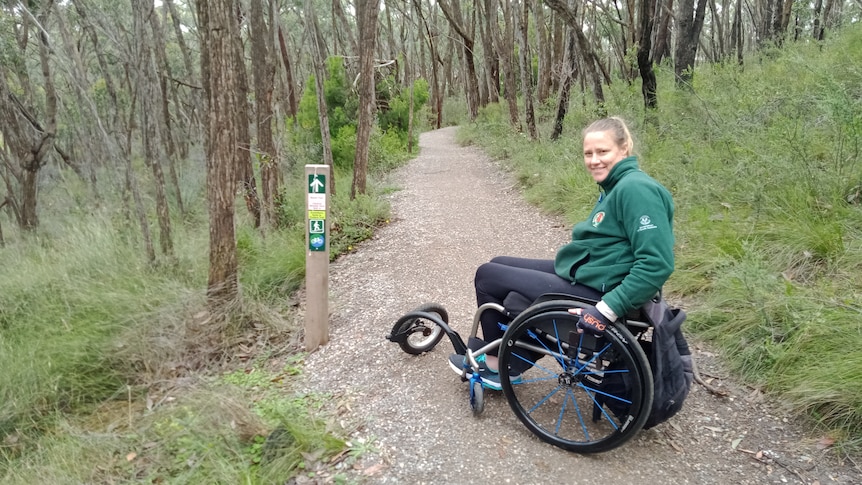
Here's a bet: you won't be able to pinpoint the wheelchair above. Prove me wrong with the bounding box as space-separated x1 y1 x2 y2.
387 292 667 454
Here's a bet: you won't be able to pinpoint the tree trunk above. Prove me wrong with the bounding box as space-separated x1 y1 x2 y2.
543 0 606 111
478 0 500 104
0 197 6 247
277 24 300 121
120 82 157 263
134 0 174 257
198 0 240 306
165 0 201 156
408 68 416 153
232 1 261 229
149 5 186 218
651 0 674 64
780 0 794 38
818 0 835 40
730 0 745 65
251 0 279 229
708 0 726 60
638 0 659 110
491 0 520 130
551 28 578 141
332 0 358 55
535 2 552 102
812 0 824 40
307 1 336 195
351 0 380 199
550 9 564 94
674 0 708 88
518 0 538 140
0 4 58 231
413 0 442 129
439 0 480 120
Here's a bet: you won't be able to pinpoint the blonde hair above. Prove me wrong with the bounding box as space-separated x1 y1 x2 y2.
582 116 634 155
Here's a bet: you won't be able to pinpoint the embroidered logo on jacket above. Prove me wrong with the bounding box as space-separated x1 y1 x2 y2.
638 215 658 232
592 211 605 227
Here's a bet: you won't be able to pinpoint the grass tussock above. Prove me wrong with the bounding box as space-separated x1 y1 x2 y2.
460 26 862 449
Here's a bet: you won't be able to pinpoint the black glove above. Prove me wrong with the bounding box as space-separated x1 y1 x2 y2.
576 305 612 336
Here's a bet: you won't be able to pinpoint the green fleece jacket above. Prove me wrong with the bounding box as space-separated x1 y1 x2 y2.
554 156 675 316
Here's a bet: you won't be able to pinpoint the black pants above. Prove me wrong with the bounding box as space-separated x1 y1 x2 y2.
474 256 603 371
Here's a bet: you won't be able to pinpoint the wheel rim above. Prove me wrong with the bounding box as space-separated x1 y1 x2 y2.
404 321 443 348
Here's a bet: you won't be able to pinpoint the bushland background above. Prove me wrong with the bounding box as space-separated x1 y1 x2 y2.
1 1 860 482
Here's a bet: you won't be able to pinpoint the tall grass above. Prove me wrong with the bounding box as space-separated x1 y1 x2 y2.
460 26 862 448
1 129 396 479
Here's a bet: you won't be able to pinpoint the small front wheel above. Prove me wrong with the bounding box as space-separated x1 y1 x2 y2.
470 380 484 416
388 304 448 355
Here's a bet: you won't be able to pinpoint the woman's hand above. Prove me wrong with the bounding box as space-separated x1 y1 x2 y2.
568 305 612 335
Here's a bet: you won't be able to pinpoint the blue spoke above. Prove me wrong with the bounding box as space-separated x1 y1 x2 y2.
578 381 633 405
509 350 558 378
555 386 568 436
566 388 591 440
572 341 612 374
526 326 565 368
527 385 563 415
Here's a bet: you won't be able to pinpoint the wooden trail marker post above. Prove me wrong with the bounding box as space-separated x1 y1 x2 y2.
305 164 330 351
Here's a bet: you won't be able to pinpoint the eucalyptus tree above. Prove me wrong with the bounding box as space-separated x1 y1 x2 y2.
544 0 608 115
638 0 658 109
196 0 243 305
132 0 174 256
63 0 157 261
477 0 500 105
675 0 708 87
305 0 336 195
412 0 443 129
149 4 186 217
0 0 58 231
487 0 520 130
351 0 380 199
250 0 278 229
438 0 481 120
534 2 553 103
518 0 538 139
550 25 578 140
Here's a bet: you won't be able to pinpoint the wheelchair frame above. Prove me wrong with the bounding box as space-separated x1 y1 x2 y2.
387 293 658 453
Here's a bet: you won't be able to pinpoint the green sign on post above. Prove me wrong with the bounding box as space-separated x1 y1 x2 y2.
308 174 326 194
307 173 327 251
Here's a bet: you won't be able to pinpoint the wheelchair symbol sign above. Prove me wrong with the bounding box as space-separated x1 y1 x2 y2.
309 219 325 234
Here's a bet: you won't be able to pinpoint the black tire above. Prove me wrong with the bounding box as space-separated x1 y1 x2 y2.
389 303 448 355
470 380 484 416
498 301 653 453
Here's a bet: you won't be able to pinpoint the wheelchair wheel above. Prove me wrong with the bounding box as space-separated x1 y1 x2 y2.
389 303 448 355
498 301 653 453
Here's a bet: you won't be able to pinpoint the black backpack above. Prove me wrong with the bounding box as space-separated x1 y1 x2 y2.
595 303 693 429
643 307 693 429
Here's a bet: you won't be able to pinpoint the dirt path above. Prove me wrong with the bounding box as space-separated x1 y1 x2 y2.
299 126 859 484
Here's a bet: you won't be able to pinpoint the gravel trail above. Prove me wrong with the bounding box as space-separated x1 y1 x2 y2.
299 126 860 484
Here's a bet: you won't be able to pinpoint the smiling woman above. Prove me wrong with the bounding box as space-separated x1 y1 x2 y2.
461 116 676 381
